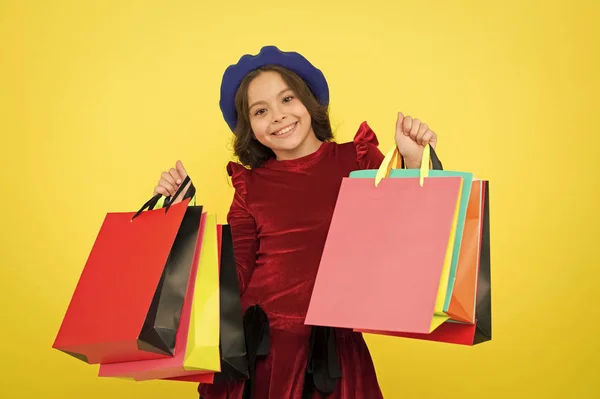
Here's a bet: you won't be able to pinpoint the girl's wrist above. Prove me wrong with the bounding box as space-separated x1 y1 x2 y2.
403 157 420 169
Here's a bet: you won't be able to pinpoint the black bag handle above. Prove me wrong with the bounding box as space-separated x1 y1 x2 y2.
429 145 444 171
131 175 196 220
400 145 443 170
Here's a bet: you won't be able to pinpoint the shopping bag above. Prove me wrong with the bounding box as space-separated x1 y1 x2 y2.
212 224 249 381
167 224 249 384
361 180 492 345
182 213 221 371
447 180 484 323
98 212 219 380
53 178 202 364
305 145 464 335
350 146 473 313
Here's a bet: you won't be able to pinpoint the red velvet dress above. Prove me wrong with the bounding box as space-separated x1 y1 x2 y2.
199 122 386 399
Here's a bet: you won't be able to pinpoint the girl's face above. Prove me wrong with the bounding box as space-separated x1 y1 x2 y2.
247 70 321 160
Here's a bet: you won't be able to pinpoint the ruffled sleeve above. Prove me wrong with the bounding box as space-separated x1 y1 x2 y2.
226 161 259 295
354 121 385 170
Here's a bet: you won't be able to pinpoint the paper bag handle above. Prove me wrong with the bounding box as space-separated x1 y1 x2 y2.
374 144 444 187
131 175 196 221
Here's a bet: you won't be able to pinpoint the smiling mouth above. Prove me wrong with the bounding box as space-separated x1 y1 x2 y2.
272 122 297 136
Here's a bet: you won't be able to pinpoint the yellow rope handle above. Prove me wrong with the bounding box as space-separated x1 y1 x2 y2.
374 146 400 187
419 144 430 186
374 145 431 187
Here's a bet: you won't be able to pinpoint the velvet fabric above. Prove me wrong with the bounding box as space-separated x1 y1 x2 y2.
199 122 386 399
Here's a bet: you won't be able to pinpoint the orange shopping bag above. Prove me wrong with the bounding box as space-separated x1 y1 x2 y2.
446 180 483 323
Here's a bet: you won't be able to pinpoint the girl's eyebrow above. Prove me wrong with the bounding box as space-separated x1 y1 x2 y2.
248 87 292 110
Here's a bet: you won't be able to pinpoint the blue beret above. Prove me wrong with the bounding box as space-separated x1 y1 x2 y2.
219 45 330 132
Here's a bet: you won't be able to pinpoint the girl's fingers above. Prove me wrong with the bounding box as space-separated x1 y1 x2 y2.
158 177 177 196
169 168 182 185
402 116 413 136
409 118 421 141
153 185 170 197
416 123 429 145
154 162 189 199
176 161 188 180
420 130 434 146
161 171 176 185
429 131 438 149
174 180 193 203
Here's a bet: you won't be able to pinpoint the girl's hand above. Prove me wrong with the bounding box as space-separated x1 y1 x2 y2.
394 112 438 168
152 160 191 205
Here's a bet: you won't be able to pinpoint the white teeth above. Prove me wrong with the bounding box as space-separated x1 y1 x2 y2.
274 122 296 135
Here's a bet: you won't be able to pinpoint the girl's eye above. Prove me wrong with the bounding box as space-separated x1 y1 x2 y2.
254 108 266 116
283 96 294 103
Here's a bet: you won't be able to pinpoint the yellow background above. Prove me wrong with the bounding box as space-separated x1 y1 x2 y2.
1 0 598 397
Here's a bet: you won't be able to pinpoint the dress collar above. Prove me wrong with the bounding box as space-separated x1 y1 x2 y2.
262 141 333 170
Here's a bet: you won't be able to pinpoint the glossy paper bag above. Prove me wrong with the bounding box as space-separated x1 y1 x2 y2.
98 212 211 380
350 148 473 313
362 180 492 345
447 180 484 323
305 145 463 334
181 214 221 372
168 224 249 384
53 178 200 364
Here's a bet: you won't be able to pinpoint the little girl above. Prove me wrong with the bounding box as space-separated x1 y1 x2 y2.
153 45 439 399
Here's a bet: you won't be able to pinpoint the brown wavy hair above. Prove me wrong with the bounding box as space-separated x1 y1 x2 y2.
232 65 334 168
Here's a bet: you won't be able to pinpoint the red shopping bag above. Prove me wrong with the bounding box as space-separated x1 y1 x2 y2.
305 146 465 334
53 178 202 364
97 212 209 380
361 180 492 345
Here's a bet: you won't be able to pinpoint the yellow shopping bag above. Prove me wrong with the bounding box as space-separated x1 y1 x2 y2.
182 213 221 372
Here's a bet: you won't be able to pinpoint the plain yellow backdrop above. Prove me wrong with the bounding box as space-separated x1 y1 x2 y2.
1 0 599 397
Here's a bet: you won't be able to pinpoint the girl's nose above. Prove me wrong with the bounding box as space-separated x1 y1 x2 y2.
273 113 287 124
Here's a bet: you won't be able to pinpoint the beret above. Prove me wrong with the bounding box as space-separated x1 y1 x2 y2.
219 45 329 132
